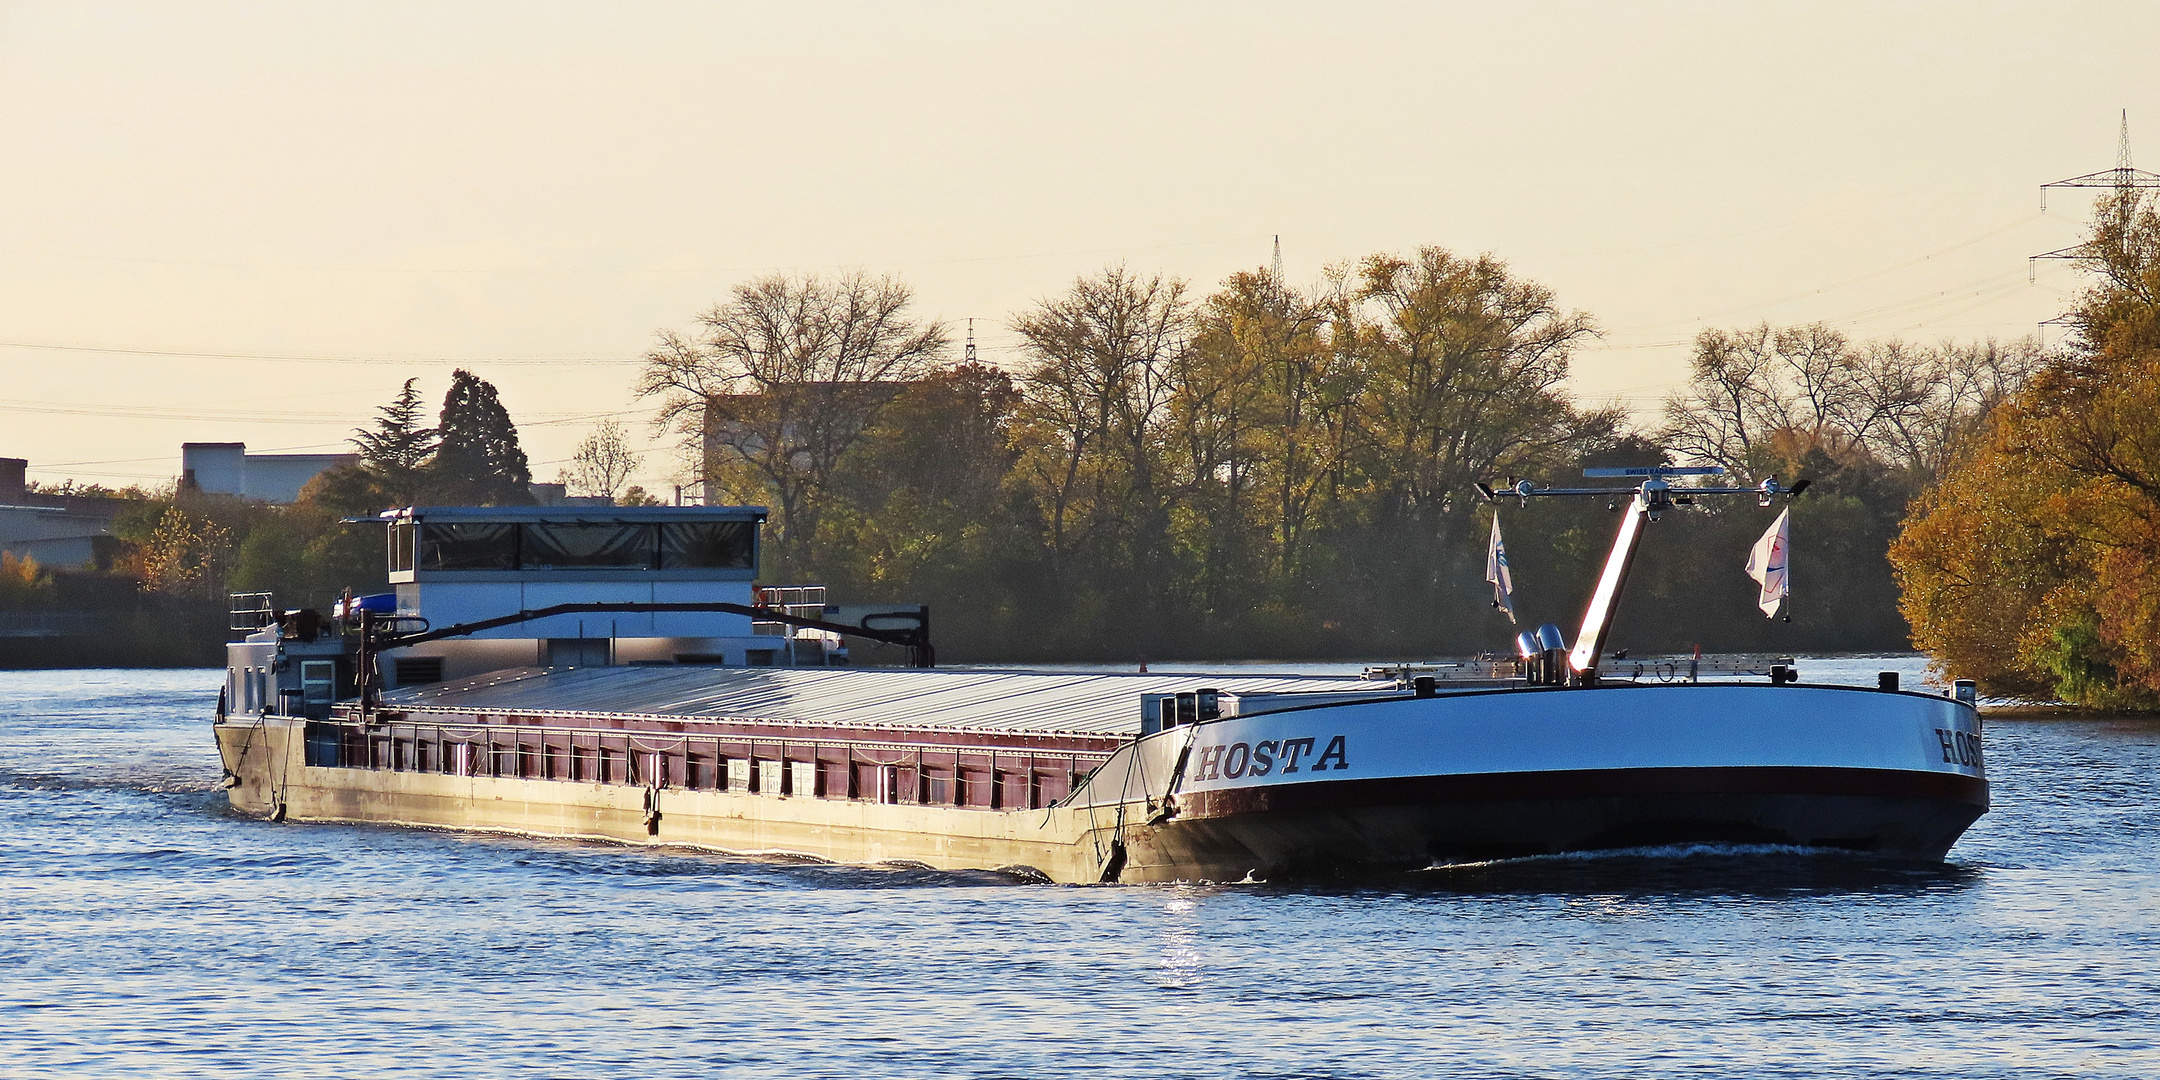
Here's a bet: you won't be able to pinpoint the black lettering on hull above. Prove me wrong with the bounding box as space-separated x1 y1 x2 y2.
1935 728 1985 769
1278 738 1316 773
1313 734 1349 771
1223 743 1251 778
1192 744 1225 781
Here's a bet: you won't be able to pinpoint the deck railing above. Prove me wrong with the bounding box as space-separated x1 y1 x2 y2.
301 717 1111 812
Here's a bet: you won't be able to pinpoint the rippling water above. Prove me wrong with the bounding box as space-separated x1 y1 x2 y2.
2 664 2155 1078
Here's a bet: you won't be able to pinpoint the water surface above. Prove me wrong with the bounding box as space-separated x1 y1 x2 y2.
1 665 2153 1078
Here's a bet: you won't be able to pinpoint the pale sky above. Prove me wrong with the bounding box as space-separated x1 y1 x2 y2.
2 1 2152 492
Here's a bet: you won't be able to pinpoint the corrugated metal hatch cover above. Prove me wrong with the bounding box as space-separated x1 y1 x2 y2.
381 665 1377 737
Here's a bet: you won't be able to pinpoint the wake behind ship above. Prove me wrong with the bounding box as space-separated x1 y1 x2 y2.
214 487 1988 884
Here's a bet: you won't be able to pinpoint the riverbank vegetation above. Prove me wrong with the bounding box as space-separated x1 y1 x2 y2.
643 250 2032 663
1893 186 2160 707
19 205 2146 689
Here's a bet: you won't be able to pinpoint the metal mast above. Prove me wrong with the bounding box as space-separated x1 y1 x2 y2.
1476 467 1809 684
2032 110 2160 278
2039 110 2157 208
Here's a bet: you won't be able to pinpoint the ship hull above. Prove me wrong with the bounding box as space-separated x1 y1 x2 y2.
212 718 1113 882
1121 767 1987 881
1070 681 1990 881
215 681 1989 884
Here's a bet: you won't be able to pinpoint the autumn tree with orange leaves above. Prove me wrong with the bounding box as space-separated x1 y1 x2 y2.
1893 186 2160 706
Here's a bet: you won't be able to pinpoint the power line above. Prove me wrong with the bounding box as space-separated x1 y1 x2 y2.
30 440 353 469
1584 262 2066 369
1524 184 1937 260
1609 212 2049 335
0 340 634 366
525 408 647 428
22 466 182 481
0 400 351 424
1879 280 2051 334
0 232 1274 276
1818 268 2034 326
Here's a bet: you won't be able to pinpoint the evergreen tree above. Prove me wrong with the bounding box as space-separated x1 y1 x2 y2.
432 369 533 505
349 377 438 504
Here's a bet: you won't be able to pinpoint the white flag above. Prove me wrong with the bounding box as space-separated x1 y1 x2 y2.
1745 508 1791 618
1486 513 1517 624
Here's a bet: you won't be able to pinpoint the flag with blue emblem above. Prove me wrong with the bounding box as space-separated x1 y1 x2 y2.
1745 508 1791 618
1486 513 1517 624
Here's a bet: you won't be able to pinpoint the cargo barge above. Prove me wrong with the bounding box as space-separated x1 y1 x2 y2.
214 479 1988 883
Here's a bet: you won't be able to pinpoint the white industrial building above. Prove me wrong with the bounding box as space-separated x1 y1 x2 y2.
0 457 124 569
180 442 357 504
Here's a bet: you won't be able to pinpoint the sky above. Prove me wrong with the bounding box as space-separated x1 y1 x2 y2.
1 1 2153 493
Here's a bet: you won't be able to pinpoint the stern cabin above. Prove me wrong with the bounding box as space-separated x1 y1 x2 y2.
380 505 782 685
225 504 843 715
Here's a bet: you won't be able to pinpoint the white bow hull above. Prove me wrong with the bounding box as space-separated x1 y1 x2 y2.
1081 683 1987 881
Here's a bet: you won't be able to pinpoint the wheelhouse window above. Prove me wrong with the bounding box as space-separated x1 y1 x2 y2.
519 522 655 570
660 521 755 569
419 522 518 570
389 522 416 573
410 517 757 572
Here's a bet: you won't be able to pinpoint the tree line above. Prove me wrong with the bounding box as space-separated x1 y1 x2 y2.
644 251 2026 663
21 226 2130 688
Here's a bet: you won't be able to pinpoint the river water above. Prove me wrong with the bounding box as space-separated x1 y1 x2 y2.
0 663 2154 1078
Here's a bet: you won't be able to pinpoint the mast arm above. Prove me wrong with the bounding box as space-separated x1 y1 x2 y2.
1568 495 1650 677
1468 466 1812 685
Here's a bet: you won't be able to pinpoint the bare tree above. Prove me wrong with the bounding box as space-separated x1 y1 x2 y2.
561 419 640 500
1916 338 2044 474
1662 325 1778 476
1663 322 1874 476
1839 339 1949 472
1011 267 1192 583
637 271 948 569
1759 322 1861 447
1663 322 2042 481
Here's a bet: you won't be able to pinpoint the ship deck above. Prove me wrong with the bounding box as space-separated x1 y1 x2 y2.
375 664 1376 739
275 666 1388 814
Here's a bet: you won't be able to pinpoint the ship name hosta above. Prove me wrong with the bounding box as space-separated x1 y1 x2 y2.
1190 735 1350 782
1935 728 1984 769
